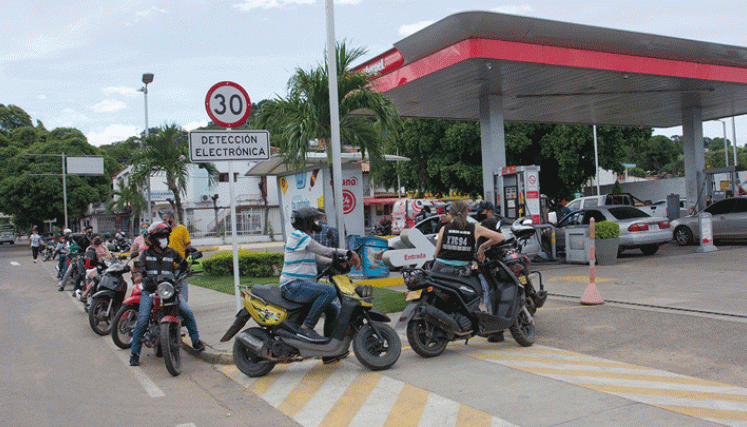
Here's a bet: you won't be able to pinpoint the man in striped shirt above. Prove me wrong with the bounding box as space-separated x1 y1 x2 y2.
280 207 360 343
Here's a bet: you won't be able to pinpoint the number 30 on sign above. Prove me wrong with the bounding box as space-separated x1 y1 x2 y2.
205 81 251 128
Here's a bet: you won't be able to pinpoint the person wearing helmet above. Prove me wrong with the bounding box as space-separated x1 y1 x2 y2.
159 209 192 301
128 222 204 366
279 207 361 344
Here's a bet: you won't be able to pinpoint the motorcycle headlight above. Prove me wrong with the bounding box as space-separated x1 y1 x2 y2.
157 282 175 300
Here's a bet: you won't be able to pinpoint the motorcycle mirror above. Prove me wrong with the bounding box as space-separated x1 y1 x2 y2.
130 251 139 259
191 251 203 261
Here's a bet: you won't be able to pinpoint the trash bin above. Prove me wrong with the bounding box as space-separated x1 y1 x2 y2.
347 235 390 278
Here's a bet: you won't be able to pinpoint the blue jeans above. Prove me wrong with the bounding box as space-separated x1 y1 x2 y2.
130 289 200 357
281 280 339 335
57 254 68 279
74 257 86 291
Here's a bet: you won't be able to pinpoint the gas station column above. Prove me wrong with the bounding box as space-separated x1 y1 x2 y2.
682 105 706 212
479 93 507 210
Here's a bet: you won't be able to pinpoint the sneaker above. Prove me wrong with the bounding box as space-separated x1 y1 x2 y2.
58 286 64 292
192 339 205 352
322 351 349 365
487 331 504 343
297 327 328 343
33 260 37 263
129 354 140 366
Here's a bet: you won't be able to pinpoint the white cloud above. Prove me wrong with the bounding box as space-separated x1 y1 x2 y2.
491 4 533 15
233 0 314 11
183 120 209 132
86 124 139 147
399 21 434 36
103 86 140 97
92 100 127 113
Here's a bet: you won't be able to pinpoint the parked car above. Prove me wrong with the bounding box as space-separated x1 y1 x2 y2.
554 206 671 255
652 198 690 219
565 193 660 216
670 196 747 246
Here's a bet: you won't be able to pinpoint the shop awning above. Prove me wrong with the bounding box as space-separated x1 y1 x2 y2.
364 197 402 205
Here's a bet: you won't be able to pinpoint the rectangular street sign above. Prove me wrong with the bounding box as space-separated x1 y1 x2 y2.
189 130 270 163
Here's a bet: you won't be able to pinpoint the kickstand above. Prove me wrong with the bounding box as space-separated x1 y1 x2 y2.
464 337 470 345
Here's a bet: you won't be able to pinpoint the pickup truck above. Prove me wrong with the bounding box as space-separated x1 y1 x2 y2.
0 225 15 245
564 193 662 218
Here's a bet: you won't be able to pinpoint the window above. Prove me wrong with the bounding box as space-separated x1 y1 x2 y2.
706 199 736 215
582 198 599 208
219 173 229 183
608 206 649 220
733 198 747 213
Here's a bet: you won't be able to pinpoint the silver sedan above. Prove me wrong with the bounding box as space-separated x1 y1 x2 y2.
555 206 672 255
670 196 747 245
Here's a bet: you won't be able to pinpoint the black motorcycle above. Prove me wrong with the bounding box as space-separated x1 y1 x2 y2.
106 236 131 253
395 224 539 358
88 253 136 335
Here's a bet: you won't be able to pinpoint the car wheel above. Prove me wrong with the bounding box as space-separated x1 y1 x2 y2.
674 226 693 246
641 244 659 256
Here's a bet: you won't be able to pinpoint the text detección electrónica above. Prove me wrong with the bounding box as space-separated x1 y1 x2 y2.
201 135 261 144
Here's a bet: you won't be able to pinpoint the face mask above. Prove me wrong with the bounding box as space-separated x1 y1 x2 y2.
158 238 169 249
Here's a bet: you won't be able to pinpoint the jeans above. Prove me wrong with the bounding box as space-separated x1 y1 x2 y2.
478 273 493 315
31 246 40 260
57 254 68 279
130 289 200 357
281 280 339 335
74 257 86 291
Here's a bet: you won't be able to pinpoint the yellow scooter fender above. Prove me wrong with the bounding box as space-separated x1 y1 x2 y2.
220 308 251 342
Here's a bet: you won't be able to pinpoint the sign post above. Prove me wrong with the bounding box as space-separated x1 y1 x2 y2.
192 81 269 311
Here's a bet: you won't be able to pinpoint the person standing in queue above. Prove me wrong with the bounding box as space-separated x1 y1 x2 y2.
279 207 361 346
474 201 506 342
159 210 192 301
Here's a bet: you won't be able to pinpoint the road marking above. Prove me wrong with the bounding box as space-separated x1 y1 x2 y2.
548 275 612 283
466 344 747 426
217 361 519 427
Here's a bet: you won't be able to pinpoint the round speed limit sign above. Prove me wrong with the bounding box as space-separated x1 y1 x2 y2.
205 81 251 128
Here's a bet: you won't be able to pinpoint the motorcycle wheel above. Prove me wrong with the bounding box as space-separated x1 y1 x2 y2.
509 308 535 347
353 322 401 371
233 328 275 378
161 322 182 376
112 304 138 349
406 319 449 358
88 297 114 336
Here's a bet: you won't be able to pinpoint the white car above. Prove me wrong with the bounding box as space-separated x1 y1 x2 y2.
671 196 747 245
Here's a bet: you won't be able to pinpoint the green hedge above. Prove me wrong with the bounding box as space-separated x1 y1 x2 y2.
201 250 284 277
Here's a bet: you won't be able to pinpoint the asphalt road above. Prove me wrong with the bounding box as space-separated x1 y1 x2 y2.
0 243 299 427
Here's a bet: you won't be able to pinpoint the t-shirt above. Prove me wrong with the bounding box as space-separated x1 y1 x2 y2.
168 224 191 258
30 234 42 247
279 229 347 286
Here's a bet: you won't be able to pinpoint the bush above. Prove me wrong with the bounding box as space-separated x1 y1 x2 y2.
595 221 620 240
201 250 283 277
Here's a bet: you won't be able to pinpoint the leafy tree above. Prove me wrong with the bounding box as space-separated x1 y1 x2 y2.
106 179 147 238
0 104 33 132
628 167 647 178
99 136 143 168
129 124 219 224
254 41 399 171
611 180 624 194
0 120 116 231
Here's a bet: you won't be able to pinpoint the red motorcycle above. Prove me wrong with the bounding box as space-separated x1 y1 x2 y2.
111 252 201 376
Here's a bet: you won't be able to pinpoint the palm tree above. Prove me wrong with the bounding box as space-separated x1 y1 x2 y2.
106 178 147 237
254 42 399 170
130 124 219 224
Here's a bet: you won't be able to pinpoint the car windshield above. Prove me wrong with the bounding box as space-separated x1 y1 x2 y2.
607 206 650 220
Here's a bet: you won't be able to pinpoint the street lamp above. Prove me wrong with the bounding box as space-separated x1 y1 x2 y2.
139 73 154 221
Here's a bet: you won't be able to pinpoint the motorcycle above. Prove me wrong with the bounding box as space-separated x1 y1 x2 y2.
106 236 131 253
41 238 56 261
111 250 202 376
88 253 136 335
395 221 541 358
220 253 401 378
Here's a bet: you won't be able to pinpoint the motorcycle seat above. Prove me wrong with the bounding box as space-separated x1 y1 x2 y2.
251 285 305 310
427 271 483 296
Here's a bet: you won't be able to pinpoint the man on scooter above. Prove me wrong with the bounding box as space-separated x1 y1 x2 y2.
279 207 361 343
128 222 204 366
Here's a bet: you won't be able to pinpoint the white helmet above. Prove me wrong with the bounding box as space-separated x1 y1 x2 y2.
63 228 72 235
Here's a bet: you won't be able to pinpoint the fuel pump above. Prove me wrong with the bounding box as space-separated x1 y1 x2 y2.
497 165 542 224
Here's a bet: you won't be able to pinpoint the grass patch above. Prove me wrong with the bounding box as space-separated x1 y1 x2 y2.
190 273 407 314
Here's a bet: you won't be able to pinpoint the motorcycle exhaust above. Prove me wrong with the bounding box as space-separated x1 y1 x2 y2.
236 331 267 354
534 290 548 308
421 306 463 336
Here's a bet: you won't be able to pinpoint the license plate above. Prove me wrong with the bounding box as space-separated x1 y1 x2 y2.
406 289 422 301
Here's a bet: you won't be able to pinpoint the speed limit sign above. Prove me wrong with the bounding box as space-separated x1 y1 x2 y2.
205 81 251 128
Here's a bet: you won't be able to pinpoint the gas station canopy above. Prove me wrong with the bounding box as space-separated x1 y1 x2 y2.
355 11 747 128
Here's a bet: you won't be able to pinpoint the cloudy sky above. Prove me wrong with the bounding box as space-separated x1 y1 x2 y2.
1 0 746 147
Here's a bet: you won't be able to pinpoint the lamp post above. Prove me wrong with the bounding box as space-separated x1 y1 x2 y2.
139 73 154 221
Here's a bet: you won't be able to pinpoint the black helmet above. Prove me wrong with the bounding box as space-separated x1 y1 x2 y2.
291 207 324 233
145 222 172 247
